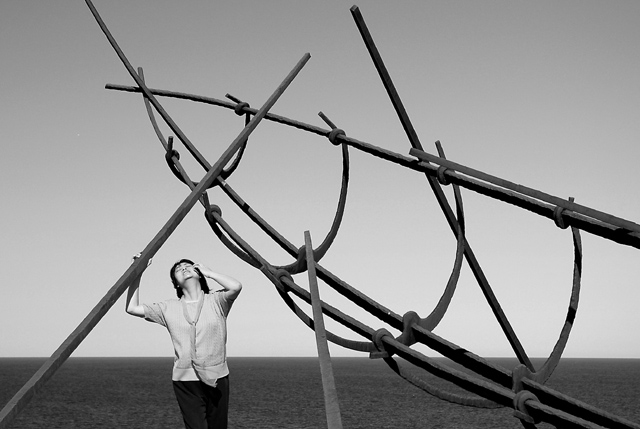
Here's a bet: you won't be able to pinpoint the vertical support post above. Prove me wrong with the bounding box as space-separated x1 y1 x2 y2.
305 231 343 429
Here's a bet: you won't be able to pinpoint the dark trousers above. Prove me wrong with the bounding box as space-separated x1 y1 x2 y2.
173 376 229 429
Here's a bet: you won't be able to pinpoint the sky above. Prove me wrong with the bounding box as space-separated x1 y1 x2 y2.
1 1 639 362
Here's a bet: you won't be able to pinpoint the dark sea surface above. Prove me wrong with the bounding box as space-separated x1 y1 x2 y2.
1 357 639 428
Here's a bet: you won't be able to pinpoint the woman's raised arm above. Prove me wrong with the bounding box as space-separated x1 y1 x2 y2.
194 263 242 302
125 254 150 318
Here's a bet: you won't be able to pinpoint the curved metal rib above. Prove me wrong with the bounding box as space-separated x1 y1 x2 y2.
533 223 583 383
219 110 250 179
269 140 350 274
305 141 350 270
138 67 248 186
419 141 466 331
204 137 351 275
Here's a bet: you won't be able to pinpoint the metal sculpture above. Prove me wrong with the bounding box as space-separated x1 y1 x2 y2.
1 2 639 429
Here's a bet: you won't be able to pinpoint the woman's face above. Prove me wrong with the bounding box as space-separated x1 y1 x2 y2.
173 261 198 285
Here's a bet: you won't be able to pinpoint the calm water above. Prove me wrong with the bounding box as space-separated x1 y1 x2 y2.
1 357 639 428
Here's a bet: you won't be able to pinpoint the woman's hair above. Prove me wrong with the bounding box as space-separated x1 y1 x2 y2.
170 258 210 298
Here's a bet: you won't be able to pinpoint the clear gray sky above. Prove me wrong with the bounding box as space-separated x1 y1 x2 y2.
1 1 639 360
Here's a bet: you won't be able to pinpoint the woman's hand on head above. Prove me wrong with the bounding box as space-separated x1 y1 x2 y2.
192 263 210 277
192 264 242 299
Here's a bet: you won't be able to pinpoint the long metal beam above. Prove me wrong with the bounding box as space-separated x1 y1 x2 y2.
0 6 310 426
105 83 640 249
410 148 640 235
350 5 533 370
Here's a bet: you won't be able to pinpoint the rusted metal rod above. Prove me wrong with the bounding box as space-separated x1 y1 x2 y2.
350 4 532 370
104 82 332 136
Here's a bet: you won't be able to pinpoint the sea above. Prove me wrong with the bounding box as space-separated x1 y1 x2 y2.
1 357 639 428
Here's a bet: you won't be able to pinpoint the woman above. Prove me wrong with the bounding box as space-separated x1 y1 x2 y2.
126 257 242 429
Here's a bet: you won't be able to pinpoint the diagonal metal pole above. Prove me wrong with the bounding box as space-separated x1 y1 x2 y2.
305 231 343 429
0 45 311 428
350 6 533 370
